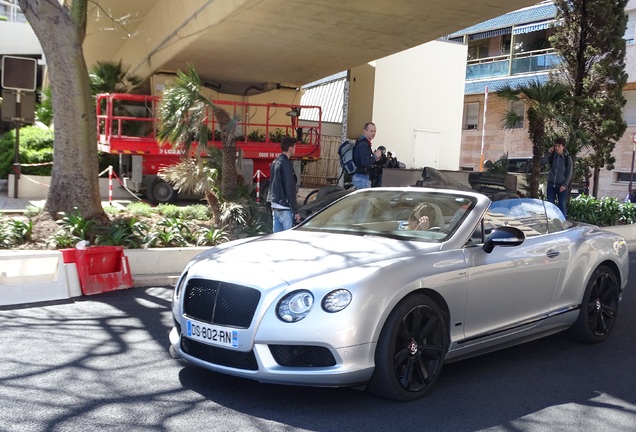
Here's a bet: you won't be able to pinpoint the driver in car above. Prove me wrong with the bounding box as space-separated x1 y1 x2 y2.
407 203 437 230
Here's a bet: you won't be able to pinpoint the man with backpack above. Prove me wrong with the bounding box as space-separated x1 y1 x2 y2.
540 137 573 217
352 122 381 189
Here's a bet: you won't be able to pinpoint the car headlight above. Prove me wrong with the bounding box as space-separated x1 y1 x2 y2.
174 271 188 300
277 290 314 322
322 289 352 313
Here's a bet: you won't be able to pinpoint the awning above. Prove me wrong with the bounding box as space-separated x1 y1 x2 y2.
513 20 554 35
468 27 511 41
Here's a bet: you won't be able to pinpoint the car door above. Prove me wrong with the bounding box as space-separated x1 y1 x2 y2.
461 202 564 340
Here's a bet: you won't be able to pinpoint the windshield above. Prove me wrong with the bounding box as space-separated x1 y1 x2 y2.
486 198 569 236
297 189 477 242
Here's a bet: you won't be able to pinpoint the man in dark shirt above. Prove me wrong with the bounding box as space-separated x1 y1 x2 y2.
267 137 300 232
352 122 381 189
540 137 573 217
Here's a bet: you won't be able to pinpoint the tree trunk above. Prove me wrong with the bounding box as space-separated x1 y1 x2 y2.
527 110 544 199
204 190 221 227
592 166 601 198
210 107 238 200
19 0 107 222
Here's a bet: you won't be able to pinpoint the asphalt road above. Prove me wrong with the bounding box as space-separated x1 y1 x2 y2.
1 254 635 432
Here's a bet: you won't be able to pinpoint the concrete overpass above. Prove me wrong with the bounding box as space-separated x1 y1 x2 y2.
84 0 537 95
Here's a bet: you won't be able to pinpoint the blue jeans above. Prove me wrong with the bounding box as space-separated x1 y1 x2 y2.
352 173 371 189
272 208 293 232
546 184 568 218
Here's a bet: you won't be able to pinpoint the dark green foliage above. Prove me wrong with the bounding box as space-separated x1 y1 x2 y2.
496 80 569 198
143 216 196 247
56 209 96 240
247 129 266 141
0 218 33 248
95 217 149 248
568 195 636 226
268 128 286 142
0 126 54 178
36 87 53 127
89 60 142 95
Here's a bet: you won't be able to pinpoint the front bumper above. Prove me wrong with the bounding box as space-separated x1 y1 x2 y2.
169 326 376 387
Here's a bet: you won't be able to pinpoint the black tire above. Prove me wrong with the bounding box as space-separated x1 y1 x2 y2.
368 294 448 401
147 178 177 205
571 265 620 343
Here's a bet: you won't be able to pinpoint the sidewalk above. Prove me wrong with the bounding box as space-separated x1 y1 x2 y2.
0 179 133 213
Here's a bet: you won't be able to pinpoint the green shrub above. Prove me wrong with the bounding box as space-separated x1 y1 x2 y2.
125 201 155 217
179 204 211 220
0 218 33 248
568 195 635 226
156 203 181 218
0 126 54 178
95 217 149 248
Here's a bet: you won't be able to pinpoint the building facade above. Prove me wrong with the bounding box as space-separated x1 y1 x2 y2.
449 0 636 199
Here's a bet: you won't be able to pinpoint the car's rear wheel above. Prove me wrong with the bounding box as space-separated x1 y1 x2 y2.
571 265 619 343
368 294 448 401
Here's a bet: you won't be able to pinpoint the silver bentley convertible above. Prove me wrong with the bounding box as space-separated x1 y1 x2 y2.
169 187 629 401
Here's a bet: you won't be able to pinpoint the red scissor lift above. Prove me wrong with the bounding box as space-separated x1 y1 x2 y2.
96 93 322 203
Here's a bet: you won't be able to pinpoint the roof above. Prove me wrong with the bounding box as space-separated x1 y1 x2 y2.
464 73 550 95
449 1 556 37
300 75 346 123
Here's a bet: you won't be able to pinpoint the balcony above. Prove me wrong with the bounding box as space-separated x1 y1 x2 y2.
466 48 559 81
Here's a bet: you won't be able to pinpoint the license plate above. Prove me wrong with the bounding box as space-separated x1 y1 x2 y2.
186 320 239 348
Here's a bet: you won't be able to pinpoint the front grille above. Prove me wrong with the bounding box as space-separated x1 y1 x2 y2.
269 345 336 367
183 278 261 328
181 337 258 370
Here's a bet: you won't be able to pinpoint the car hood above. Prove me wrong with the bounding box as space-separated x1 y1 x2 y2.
185 229 438 289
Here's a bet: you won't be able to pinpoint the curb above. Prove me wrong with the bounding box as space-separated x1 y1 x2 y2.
133 274 180 287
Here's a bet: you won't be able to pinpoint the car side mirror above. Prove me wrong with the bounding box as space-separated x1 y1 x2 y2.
483 226 525 253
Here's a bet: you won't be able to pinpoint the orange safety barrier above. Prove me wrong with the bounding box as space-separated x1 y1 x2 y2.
60 246 133 295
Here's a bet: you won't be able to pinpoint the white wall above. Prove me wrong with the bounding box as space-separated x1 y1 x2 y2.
372 40 467 170
0 21 43 55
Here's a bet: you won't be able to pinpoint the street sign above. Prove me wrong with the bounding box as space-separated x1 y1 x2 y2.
1 89 35 124
1 56 37 92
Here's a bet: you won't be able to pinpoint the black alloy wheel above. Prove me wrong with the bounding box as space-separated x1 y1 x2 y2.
368 294 448 401
571 265 619 343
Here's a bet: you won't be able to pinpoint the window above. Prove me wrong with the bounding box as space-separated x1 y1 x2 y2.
623 91 636 125
624 12 636 44
468 44 489 60
463 102 479 130
510 100 525 128
615 172 636 183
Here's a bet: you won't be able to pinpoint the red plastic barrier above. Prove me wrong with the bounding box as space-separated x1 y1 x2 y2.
60 248 77 264
69 246 133 295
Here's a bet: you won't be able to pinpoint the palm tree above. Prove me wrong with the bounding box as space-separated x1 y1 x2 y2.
156 65 239 224
497 79 569 198
158 151 223 226
37 60 142 128
89 60 142 95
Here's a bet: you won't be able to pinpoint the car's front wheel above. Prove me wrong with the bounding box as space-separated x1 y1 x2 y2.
571 265 619 343
368 294 448 401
